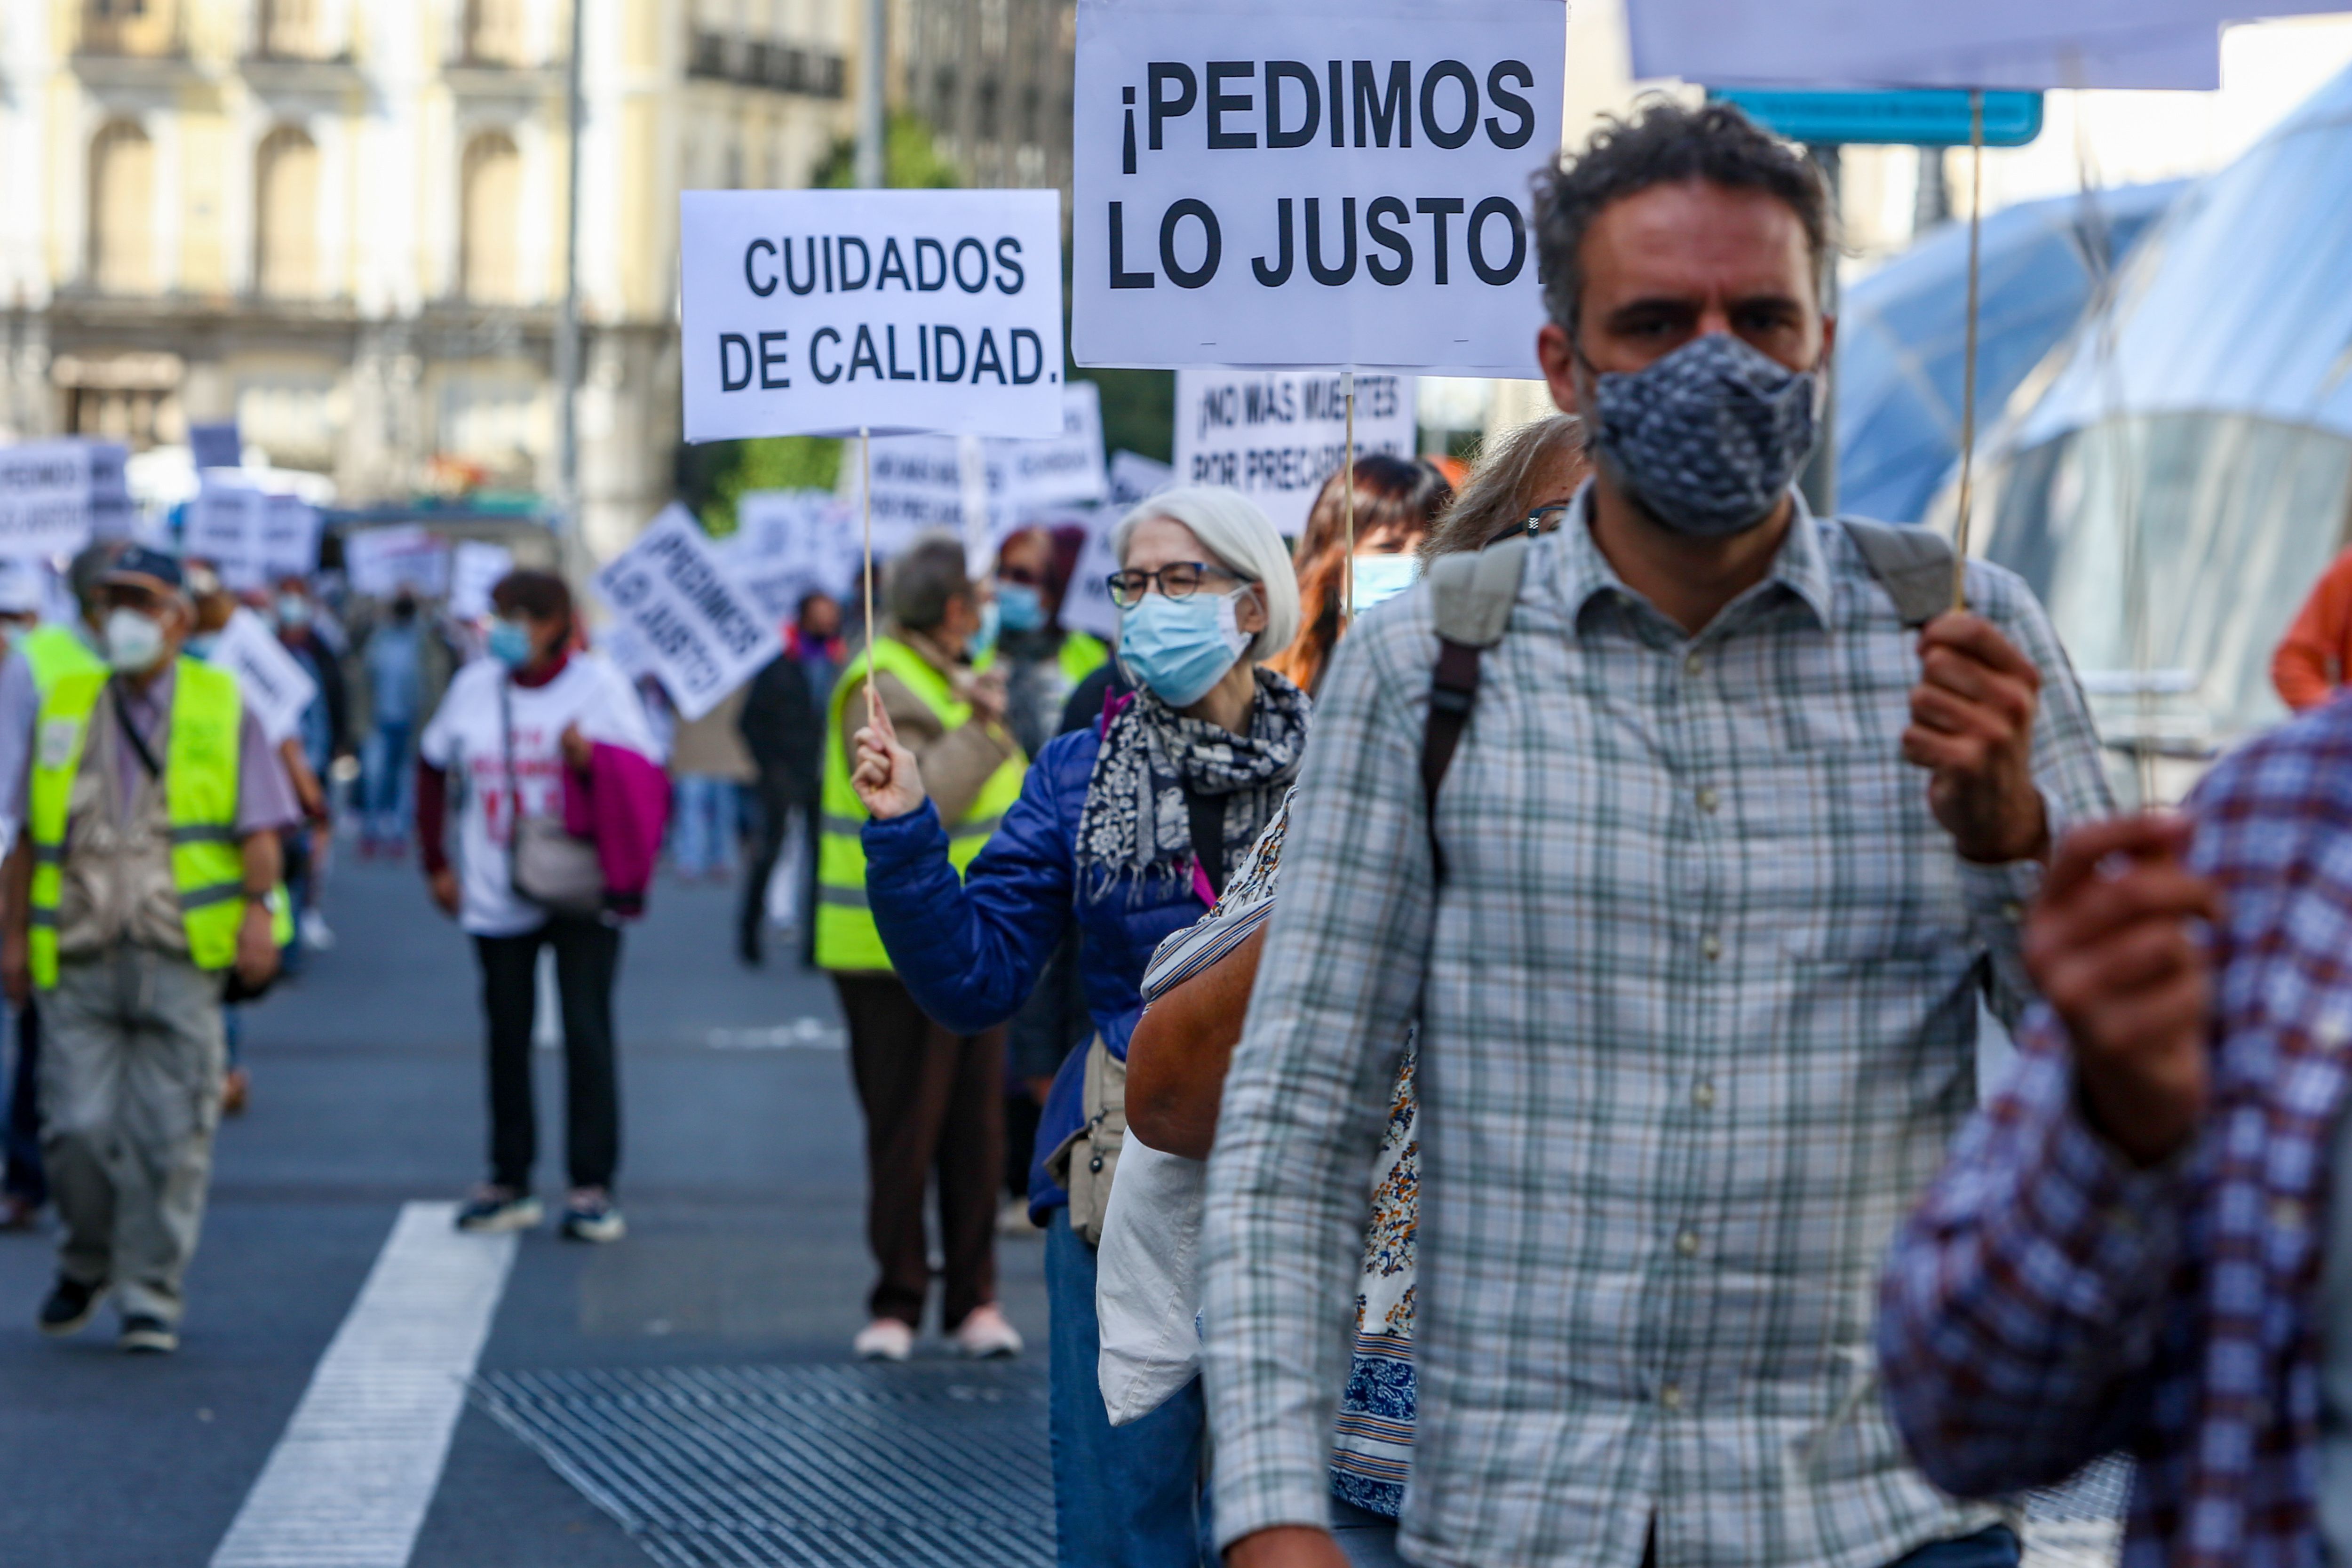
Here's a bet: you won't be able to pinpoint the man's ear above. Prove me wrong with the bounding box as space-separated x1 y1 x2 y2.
1537 321 1579 415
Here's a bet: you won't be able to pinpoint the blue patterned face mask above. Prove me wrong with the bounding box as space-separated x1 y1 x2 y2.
1588 333 1819 539
488 618 532 669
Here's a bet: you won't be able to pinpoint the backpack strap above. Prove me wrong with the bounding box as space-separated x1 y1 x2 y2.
1421 535 1530 872
1839 517 1956 628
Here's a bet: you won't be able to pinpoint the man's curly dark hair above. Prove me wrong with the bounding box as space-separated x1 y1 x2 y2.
1534 98 1832 336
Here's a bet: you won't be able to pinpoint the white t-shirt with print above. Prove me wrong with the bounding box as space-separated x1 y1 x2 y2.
420 653 660 936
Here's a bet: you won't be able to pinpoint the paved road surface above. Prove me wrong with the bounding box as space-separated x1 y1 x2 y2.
0 857 1049 1567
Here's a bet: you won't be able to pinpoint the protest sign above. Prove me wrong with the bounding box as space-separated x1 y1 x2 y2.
593 506 782 721
183 485 265 585
681 188 1066 442
1108 451 1176 506
345 526 452 598
0 439 127 560
209 608 319 743
996 381 1109 513
260 493 320 582
1059 509 1126 642
449 541 515 621
837 382 1111 550
1071 0 1563 374
189 422 242 471
1173 369 1417 536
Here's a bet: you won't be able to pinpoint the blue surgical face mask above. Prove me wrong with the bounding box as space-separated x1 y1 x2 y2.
184 632 218 661
488 618 532 669
1349 553 1420 614
996 581 1045 634
275 593 311 629
1118 587 1251 708
1587 332 1820 539
969 599 1001 662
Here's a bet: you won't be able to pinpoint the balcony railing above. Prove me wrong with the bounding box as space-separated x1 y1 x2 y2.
687 31 845 99
78 1 187 59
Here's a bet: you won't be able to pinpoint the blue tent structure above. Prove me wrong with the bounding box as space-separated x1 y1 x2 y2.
1834 181 2181 525
1968 59 2352 752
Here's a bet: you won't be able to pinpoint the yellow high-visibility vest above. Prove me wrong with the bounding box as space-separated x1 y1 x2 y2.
18 623 104 696
815 637 1026 972
1058 630 1110 686
26 660 279 988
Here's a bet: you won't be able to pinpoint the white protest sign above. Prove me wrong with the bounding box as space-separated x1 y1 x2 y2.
1108 450 1176 506
183 484 268 588
210 608 319 743
449 541 514 621
592 505 783 721
838 436 965 554
1174 369 1417 536
1623 0 2339 91
1072 0 1563 374
1060 512 1125 642
681 188 1066 441
345 526 452 598
997 382 1109 513
0 440 126 560
260 493 321 582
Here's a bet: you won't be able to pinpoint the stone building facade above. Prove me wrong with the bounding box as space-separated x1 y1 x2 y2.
0 0 859 560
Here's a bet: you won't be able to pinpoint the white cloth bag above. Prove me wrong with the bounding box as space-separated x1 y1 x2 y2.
1094 1129 1208 1426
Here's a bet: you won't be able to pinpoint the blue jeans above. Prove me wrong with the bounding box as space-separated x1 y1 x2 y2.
1329 1496 1406 1568
1044 1206 1209 1568
362 720 413 845
672 775 737 876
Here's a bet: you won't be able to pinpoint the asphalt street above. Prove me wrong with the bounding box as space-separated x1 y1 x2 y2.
0 854 1051 1568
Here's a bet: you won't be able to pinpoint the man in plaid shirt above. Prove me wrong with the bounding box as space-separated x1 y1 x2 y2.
1201 102 2112 1568
1881 704 2352 1568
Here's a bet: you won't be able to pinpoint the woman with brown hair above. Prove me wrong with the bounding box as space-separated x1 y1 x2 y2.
1266 456 1453 696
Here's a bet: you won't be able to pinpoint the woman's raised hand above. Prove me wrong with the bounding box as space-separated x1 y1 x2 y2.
851 700 927 820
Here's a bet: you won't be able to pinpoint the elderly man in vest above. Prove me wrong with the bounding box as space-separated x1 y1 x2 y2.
817 534 1027 1361
0 541 118 1229
1 546 295 1355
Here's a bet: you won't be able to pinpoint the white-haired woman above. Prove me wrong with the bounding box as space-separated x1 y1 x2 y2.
850 487 1304 1568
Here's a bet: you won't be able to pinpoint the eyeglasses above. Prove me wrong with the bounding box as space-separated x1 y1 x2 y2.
1104 562 1243 607
1520 500 1577 538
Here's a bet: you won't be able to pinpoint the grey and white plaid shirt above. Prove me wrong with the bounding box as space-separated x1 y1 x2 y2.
1200 492 2113 1568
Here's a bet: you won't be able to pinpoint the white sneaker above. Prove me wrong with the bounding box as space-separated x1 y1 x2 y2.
996 1196 1042 1236
301 910 335 951
853 1318 915 1361
952 1304 1024 1360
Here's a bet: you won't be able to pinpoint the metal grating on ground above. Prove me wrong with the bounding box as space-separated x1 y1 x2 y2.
472 1361 1054 1568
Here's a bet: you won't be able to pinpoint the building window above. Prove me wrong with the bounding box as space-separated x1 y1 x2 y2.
255 127 321 299
1021 83 1041 145
976 78 1000 142
460 131 524 304
462 0 529 66
82 0 178 56
933 66 957 131
89 120 156 294
257 0 325 58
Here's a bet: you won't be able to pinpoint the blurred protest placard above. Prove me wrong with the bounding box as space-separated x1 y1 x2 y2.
593 506 782 720
1072 0 1562 373
210 607 319 743
188 422 242 471
0 439 127 560
345 526 452 598
838 383 1110 551
1108 451 1176 506
449 541 514 621
681 188 1066 442
1174 369 1417 535
1059 510 1126 642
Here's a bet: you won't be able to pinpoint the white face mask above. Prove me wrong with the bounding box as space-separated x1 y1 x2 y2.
104 607 166 674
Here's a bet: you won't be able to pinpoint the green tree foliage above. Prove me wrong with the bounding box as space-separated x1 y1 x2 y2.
811 111 963 191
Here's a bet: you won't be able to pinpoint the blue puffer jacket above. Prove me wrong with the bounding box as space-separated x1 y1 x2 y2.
862 723 1211 1218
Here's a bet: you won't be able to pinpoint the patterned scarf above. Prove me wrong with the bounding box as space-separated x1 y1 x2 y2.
1075 668 1311 902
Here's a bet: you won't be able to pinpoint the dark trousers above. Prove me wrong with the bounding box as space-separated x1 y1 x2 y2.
4 1003 44 1206
737 775 800 958
833 972 1004 1331
475 917 622 1193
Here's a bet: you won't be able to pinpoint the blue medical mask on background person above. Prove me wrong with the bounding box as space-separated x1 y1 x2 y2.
1349 553 1420 614
969 599 1001 662
104 608 165 674
1587 332 1820 539
1118 587 1251 708
488 618 532 669
185 632 218 661
275 594 310 629
996 581 1045 634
